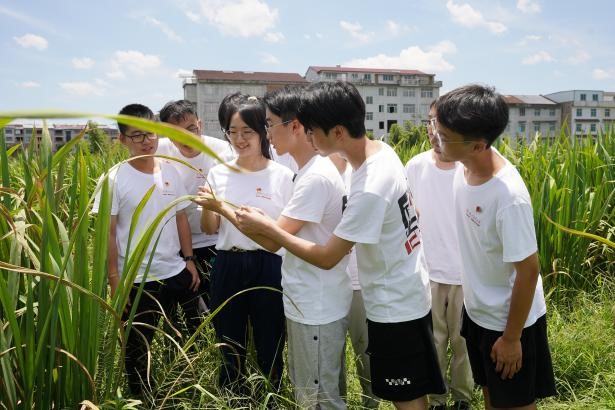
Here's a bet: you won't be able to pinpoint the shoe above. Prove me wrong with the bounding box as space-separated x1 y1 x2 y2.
451 401 471 410
428 405 447 410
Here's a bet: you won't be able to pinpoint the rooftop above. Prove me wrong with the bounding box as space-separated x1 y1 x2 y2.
192 69 307 83
307 65 429 76
503 95 557 105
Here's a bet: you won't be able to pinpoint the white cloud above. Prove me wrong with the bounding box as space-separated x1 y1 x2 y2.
72 57 95 69
516 34 541 46
592 68 613 80
59 81 106 96
566 50 590 65
304 34 311 40
18 81 40 88
344 40 457 73
315 32 324 39
13 33 48 50
522 51 555 65
107 50 161 79
145 16 183 42
176 68 193 78
261 53 279 64
386 20 413 36
517 0 541 14
446 0 507 34
188 0 278 37
339 20 373 44
264 31 285 43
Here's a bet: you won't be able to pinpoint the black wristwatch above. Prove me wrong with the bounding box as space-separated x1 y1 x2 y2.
182 255 197 262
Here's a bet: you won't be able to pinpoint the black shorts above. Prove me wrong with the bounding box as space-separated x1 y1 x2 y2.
367 312 446 402
461 308 556 408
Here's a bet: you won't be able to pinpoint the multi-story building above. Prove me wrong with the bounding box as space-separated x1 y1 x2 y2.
305 66 441 138
503 95 561 141
543 90 615 137
183 70 308 139
2 123 119 151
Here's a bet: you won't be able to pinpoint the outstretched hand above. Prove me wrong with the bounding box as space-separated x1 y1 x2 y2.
235 206 272 234
193 186 223 212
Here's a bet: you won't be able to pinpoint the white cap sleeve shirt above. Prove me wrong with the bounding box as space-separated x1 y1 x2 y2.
157 136 235 248
334 142 431 323
405 150 464 285
208 159 294 253
93 159 189 283
280 156 352 325
453 148 547 331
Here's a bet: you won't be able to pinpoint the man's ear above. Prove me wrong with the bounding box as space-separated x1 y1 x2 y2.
197 119 203 135
333 125 345 141
472 139 488 153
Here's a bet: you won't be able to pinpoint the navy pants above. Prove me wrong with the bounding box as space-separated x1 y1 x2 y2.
210 249 285 390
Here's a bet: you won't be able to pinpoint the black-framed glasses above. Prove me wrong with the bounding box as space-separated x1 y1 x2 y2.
265 119 293 134
430 119 472 145
125 132 158 143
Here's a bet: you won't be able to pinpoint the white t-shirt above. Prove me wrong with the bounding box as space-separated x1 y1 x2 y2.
92 160 189 283
271 150 299 173
281 155 352 325
334 141 431 323
341 164 361 291
208 159 294 252
157 136 235 248
453 148 547 331
406 149 464 285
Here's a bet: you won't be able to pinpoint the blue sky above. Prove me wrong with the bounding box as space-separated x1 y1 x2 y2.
1 0 614 123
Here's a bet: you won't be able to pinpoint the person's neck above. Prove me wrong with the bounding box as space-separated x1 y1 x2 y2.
290 143 317 169
431 150 456 170
461 147 505 186
236 153 268 171
129 157 157 174
345 137 379 170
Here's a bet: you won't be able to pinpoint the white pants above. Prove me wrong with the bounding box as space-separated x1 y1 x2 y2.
429 281 474 405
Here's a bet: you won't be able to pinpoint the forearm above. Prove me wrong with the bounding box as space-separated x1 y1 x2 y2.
504 253 540 340
177 212 194 257
107 236 119 277
200 208 220 234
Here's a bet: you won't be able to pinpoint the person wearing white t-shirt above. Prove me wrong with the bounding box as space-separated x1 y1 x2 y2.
157 100 236 309
234 81 445 410
329 152 380 410
195 94 294 394
405 103 473 410
92 104 201 396
433 85 556 410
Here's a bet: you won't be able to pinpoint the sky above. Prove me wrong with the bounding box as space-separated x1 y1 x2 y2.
1 0 614 124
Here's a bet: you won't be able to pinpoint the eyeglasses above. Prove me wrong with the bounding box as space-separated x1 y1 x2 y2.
223 128 258 140
265 119 293 134
430 119 472 145
125 132 158 143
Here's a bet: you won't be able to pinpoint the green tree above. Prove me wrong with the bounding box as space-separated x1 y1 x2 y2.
85 121 110 154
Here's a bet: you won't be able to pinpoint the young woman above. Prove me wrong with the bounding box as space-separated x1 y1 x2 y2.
197 93 294 391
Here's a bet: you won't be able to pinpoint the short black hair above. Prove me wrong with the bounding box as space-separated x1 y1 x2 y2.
159 100 198 124
297 81 366 138
264 85 304 122
117 103 154 134
436 84 508 147
219 93 271 160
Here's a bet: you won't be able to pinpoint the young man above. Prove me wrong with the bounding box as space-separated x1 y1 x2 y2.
406 102 473 410
234 81 445 410
93 103 201 395
433 85 556 410
197 85 352 408
157 99 235 308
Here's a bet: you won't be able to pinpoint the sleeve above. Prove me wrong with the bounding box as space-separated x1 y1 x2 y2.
167 165 190 213
156 138 173 156
334 192 387 244
92 171 119 216
405 160 417 197
497 202 538 262
282 174 329 223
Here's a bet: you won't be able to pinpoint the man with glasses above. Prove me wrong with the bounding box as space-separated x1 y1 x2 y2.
434 85 556 410
406 102 473 410
157 100 235 312
93 103 201 396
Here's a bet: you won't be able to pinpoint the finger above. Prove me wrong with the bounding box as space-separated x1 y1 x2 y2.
494 358 503 373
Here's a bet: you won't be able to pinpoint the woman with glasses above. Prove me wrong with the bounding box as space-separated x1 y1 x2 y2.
197 93 294 394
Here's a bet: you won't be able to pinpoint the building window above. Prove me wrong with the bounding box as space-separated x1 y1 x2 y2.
606 108 611 117
379 121 384 129
387 88 397 97
519 107 525 116
5 129 12 135
534 109 540 116
518 122 526 133
534 123 540 132
549 109 555 116
378 105 384 113
363 74 371 81
25 129 32 135
382 74 394 81
591 108 597 117
576 123 582 132
387 104 397 113
378 88 384 96
65 131 72 141
592 94 598 101
14 129 21 135
403 104 416 114
324 72 338 79
351 73 359 80
366 96 373 104
420 89 433 98
402 89 416 97
576 108 582 117
366 112 373 121
5 136 13 142
549 122 556 131
590 124 596 132
580 93 586 101
366 128 373 134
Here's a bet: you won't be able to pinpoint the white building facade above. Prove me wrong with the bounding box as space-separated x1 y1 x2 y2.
544 90 614 137
503 95 561 141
